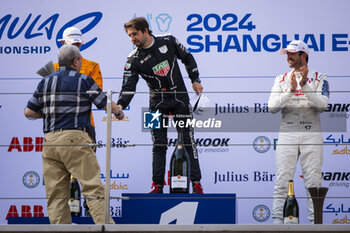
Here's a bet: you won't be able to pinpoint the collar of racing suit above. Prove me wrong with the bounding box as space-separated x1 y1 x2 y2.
139 36 176 93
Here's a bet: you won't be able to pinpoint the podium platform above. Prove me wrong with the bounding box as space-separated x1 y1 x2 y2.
121 193 236 224
8 193 236 225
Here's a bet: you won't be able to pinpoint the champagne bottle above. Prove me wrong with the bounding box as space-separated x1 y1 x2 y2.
170 129 190 193
68 175 81 217
283 180 299 224
83 199 91 217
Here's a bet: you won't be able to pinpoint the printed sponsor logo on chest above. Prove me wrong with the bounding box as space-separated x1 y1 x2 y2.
140 54 152 64
293 89 305 96
159 45 168 54
152 60 170 76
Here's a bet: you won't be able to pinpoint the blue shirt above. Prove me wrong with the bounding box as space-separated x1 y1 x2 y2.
26 67 107 133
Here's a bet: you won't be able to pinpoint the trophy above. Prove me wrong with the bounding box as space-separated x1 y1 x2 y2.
36 61 55 77
308 187 328 224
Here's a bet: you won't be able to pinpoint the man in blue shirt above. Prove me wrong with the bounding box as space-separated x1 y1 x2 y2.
24 44 123 224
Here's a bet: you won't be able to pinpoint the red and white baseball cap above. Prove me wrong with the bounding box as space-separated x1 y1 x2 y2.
57 27 84 44
280 40 309 55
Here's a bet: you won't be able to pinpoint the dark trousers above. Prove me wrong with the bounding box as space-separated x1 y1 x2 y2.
150 99 202 185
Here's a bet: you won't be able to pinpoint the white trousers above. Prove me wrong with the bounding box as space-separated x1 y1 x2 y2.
272 132 323 223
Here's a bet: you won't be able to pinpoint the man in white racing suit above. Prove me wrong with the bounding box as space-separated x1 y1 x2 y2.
268 40 329 224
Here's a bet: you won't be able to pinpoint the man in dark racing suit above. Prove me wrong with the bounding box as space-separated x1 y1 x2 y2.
117 17 203 194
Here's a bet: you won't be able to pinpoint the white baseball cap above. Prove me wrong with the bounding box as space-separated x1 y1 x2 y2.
57 27 84 44
280 40 309 55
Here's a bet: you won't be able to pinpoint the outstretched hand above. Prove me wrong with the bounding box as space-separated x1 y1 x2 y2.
115 104 124 120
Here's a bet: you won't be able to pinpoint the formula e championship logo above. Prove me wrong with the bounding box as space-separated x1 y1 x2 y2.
253 136 271 153
0 12 102 54
22 171 40 188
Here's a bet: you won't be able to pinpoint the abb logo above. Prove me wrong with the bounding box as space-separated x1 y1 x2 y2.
6 205 44 220
8 137 44 152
